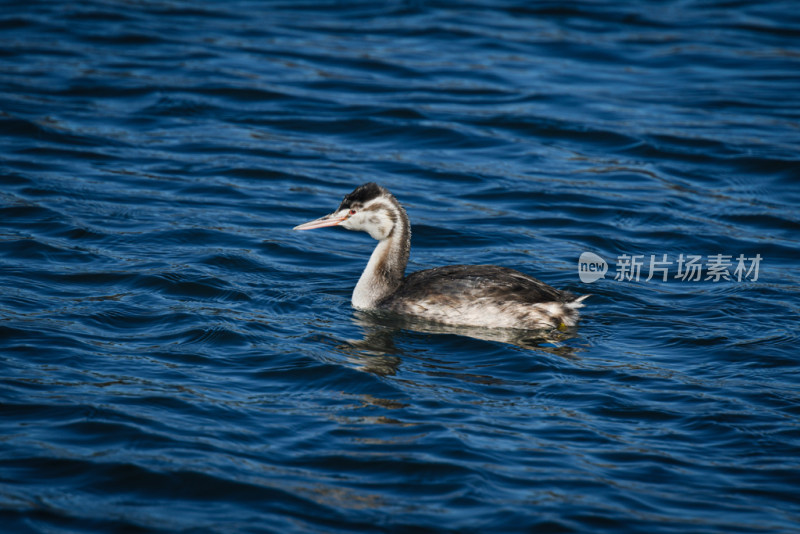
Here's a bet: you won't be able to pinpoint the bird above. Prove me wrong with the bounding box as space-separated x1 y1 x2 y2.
293 183 587 330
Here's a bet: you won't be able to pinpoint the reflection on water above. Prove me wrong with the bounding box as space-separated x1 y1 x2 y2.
337 311 586 375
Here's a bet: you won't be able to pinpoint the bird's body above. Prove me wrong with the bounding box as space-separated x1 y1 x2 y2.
294 183 586 330
382 264 583 329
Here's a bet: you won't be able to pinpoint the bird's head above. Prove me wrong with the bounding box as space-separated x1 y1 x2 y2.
293 182 403 241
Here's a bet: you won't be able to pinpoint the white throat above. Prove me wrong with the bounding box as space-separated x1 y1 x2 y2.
352 235 405 310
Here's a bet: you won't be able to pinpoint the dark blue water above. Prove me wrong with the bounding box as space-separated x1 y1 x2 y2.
2 1 799 532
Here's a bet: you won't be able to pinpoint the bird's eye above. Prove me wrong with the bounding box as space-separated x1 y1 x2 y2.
348 209 356 216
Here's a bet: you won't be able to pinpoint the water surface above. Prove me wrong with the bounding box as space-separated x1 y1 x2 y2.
1 1 799 532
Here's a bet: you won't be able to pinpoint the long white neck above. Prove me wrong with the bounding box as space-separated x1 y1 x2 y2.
351 212 410 310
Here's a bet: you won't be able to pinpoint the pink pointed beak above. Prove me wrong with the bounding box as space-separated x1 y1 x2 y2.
293 213 348 231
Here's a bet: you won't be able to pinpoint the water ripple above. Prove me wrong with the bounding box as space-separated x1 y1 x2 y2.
1 1 799 533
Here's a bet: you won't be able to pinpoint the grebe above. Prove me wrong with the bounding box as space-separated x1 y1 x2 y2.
294 183 587 329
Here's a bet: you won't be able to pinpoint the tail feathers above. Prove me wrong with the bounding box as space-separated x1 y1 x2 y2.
566 294 590 309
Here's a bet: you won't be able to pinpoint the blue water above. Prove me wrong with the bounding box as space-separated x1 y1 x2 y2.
2 1 799 532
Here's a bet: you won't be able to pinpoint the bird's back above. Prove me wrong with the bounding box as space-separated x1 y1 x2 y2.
379 265 584 329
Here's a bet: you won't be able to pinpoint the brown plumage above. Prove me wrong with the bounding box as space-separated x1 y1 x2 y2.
294 183 587 329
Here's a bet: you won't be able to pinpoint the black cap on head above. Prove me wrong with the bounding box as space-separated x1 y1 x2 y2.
338 182 387 210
